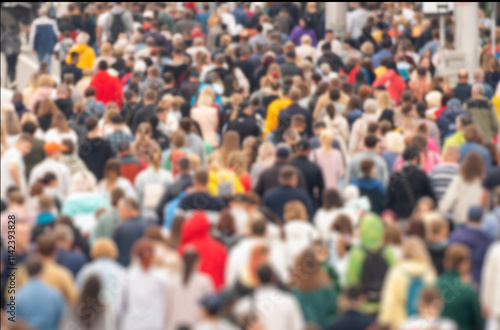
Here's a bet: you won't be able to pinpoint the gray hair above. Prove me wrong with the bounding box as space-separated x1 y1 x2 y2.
472 83 485 95
76 32 90 45
363 98 378 114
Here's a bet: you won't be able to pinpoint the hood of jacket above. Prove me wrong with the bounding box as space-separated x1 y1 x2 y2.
71 43 91 54
91 70 113 84
360 213 385 251
180 211 211 244
351 178 381 190
397 259 434 277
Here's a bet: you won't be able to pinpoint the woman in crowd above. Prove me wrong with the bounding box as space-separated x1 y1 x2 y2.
310 130 345 189
130 122 161 161
97 159 136 200
44 112 78 145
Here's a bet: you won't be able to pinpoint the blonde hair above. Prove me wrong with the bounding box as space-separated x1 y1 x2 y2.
402 236 433 266
197 86 215 107
425 91 442 108
227 150 246 176
37 75 55 88
187 153 201 170
100 42 113 57
90 238 118 259
376 91 392 113
283 200 308 221
20 112 40 127
385 132 405 154
320 129 334 153
256 141 276 164
76 31 90 45
3 108 21 136
300 34 312 45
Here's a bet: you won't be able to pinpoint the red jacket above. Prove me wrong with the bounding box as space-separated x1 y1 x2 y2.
372 69 407 105
178 211 227 289
89 71 123 107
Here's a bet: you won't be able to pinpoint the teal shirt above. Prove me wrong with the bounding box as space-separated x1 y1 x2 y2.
293 286 337 327
437 270 483 330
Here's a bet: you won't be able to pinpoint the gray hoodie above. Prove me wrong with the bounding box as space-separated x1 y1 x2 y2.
103 6 134 40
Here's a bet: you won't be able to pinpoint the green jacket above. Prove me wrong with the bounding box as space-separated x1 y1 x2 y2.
91 208 121 244
436 270 483 330
345 213 397 314
442 131 465 157
293 286 337 327
464 97 499 142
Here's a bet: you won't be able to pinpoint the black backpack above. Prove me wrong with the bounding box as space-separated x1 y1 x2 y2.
109 13 125 44
360 246 389 302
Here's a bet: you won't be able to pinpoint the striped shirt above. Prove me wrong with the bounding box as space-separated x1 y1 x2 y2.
429 163 459 202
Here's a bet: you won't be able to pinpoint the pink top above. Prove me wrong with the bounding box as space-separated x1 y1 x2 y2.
29 87 55 112
309 148 345 189
191 105 219 147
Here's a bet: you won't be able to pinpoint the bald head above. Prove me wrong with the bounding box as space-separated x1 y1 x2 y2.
457 69 468 83
442 145 459 163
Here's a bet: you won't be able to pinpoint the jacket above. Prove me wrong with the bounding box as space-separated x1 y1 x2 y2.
378 260 436 328
458 142 492 170
262 185 314 221
348 113 379 154
449 226 494 284
464 97 499 142
225 114 261 145
290 156 324 208
437 270 482 330
438 176 483 225
324 114 349 152
178 212 227 289
78 137 114 180
385 165 436 219
481 243 500 320
350 178 385 214
372 69 407 105
325 310 373 330
113 217 153 266
89 70 123 107
66 43 96 70
293 287 337 327
30 15 60 53
437 100 470 143
263 98 292 137
253 161 308 197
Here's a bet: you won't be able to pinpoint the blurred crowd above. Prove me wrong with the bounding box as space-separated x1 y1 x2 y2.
1 2 500 330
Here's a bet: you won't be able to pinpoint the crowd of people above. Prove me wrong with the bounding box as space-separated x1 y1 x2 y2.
1 2 500 330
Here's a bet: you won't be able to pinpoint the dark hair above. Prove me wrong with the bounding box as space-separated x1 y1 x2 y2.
346 95 361 112
257 265 274 284
78 275 104 327
37 234 56 256
322 189 344 209
26 257 43 277
364 134 379 148
104 159 121 177
406 218 426 240
403 146 420 162
21 121 38 135
182 249 199 285
360 158 375 177
345 285 365 301
460 151 485 182
162 72 175 84
111 187 125 207
325 103 336 119
250 218 267 236
70 51 79 61
217 209 236 235
193 170 208 186
98 60 108 71
329 88 341 101
84 116 98 131
84 86 96 97
177 157 191 172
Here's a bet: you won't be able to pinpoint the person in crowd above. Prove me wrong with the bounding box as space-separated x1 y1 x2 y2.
113 197 153 266
1 134 32 199
15 257 65 330
325 286 374 330
464 83 499 143
448 206 494 285
481 242 500 330
53 223 87 276
97 158 136 200
437 243 483 330
345 135 389 185
310 130 345 189
350 158 386 214
78 117 114 181
30 7 60 70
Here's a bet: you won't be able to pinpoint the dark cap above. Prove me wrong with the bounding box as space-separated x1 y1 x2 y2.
468 206 483 222
190 70 199 78
199 294 223 315
110 115 125 124
276 146 290 159
295 139 310 152
238 100 251 113
117 141 131 152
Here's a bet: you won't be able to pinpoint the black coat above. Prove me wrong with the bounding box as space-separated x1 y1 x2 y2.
225 114 261 145
253 161 308 197
131 104 155 134
385 165 436 219
290 155 324 208
78 137 114 181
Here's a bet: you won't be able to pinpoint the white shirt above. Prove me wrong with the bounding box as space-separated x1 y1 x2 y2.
1 148 26 198
44 128 78 146
29 158 71 201
97 11 110 43
233 285 305 330
481 243 500 319
284 221 319 261
115 264 168 330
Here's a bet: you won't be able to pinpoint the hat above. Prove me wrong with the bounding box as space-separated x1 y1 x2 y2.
468 206 483 222
117 141 131 152
44 141 67 154
295 139 310 152
199 294 223 315
110 115 125 124
276 146 290 159
190 70 199 78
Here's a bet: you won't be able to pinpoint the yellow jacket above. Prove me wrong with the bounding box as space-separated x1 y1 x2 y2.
492 94 500 122
263 97 292 138
66 44 96 70
208 170 244 197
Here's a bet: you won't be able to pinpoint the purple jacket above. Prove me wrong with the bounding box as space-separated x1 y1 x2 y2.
449 226 493 284
289 26 317 46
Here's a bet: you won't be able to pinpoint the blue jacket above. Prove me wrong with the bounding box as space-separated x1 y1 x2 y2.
325 310 373 330
458 142 492 170
437 99 470 143
30 16 59 53
262 185 314 221
449 226 494 284
113 218 153 266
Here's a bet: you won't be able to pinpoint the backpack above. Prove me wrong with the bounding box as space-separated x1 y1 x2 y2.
216 170 235 198
406 274 425 316
109 13 125 44
360 246 389 302
164 191 186 229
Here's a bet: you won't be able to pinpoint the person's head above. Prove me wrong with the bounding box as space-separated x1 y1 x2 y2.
473 68 485 83
37 233 57 258
278 166 298 187
53 224 74 250
442 145 459 163
471 83 485 98
403 145 420 165
401 236 432 265
84 116 99 134
360 158 375 178
290 115 306 133
457 68 468 84
193 169 208 190
363 134 379 151
117 197 140 220
443 243 471 274
467 205 483 225
322 189 344 210
417 287 444 318
290 247 329 291
15 133 33 155
460 151 485 183
384 222 402 246
342 286 366 310
38 194 54 212
103 158 121 181
332 213 353 235
131 238 154 269
143 89 158 105
25 256 43 278
283 200 308 222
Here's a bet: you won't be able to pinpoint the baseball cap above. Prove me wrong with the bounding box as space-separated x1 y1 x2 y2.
238 100 251 113
117 141 131 152
199 294 223 316
43 141 67 154
276 146 290 159
295 139 310 152
468 206 483 222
